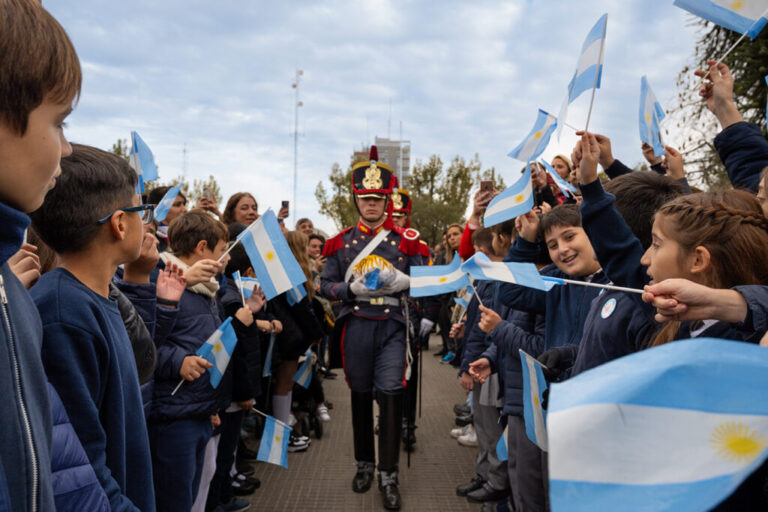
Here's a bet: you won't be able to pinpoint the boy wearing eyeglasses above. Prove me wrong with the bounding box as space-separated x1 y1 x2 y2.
29 143 156 512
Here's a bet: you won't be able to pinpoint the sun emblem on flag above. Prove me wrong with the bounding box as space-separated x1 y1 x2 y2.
710 421 767 464
439 277 447 283
645 113 651 123
533 130 542 138
274 435 281 442
266 251 275 261
515 194 525 203
730 1 744 10
213 342 222 353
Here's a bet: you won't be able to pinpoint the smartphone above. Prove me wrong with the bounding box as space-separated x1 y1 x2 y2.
281 200 289 216
480 180 494 194
202 187 214 201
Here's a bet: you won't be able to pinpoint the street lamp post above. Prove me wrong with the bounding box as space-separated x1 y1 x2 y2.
291 69 303 225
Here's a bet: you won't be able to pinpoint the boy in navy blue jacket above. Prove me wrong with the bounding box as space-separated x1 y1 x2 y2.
150 211 254 512
29 144 155 512
0 2 81 510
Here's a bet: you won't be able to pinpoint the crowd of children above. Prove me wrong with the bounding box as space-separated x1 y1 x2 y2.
2 1 768 512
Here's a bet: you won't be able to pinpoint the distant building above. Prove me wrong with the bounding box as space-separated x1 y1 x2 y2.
351 136 411 188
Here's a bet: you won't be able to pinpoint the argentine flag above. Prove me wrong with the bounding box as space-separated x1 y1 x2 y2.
674 0 768 38
507 109 558 163
262 333 276 378
460 252 557 292
129 131 159 194
239 210 307 301
257 415 290 468
409 252 470 297
153 183 182 223
567 14 608 104
195 317 238 388
453 288 474 309
639 76 666 158
540 159 578 197
293 348 313 389
483 164 534 227
496 426 509 462
520 349 548 451
548 338 768 512
232 270 260 300
285 283 307 306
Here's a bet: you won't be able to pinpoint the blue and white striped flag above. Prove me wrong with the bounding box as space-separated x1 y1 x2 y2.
262 333 276 378
674 0 768 38
410 252 470 297
153 183 182 223
520 349 548 451
483 164 534 227
239 210 307 301
567 14 608 104
129 131 159 194
285 283 307 306
460 252 557 292
195 317 238 388
257 415 290 468
496 426 509 462
639 76 666 158
453 288 474 309
292 348 313 389
507 109 558 163
540 159 578 197
765 75 768 125
232 271 260 301
548 338 768 512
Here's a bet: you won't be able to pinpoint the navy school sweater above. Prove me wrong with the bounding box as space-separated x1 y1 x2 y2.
31 268 154 512
498 238 607 351
713 121 768 193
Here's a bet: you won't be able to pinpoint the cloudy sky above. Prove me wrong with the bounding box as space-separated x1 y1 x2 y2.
46 0 704 234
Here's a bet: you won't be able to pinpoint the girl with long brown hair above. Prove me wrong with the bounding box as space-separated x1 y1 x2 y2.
641 189 768 346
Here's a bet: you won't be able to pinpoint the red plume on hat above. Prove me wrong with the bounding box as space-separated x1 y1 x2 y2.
369 145 379 161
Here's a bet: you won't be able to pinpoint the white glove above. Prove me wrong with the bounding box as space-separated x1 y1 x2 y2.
350 279 371 298
376 268 410 295
419 318 435 338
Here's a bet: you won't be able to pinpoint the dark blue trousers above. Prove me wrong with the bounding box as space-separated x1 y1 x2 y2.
205 409 245 510
149 418 212 512
341 316 406 393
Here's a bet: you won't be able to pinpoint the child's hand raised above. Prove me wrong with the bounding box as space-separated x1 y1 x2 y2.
576 132 601 185
662 146 684 180
180 355 213 381
245 290 265 314
124 232 159 283
185 259 222 286
235 306 254 327
477 305 501 334
157 263 185 304
8 243 41 289
517 211 539 243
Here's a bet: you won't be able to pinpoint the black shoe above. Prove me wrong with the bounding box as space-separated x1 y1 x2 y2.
235 461 255 476
234 472 261 489
455 413 473 427
401 420 417 452
433 349 448 357
379 472 401 510
352 462 375 493
456 476 485 497
324 370 338 379
454 403 471 416
467 485 510 504
231 478 257 496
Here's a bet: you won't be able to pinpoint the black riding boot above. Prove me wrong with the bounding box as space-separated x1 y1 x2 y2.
378 389 404 510
402 350 418 452
351 391 375 493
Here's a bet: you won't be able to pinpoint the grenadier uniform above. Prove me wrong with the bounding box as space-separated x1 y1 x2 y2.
320 147 433 510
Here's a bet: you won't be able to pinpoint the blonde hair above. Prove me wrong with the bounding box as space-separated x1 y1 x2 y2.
284 230 314 299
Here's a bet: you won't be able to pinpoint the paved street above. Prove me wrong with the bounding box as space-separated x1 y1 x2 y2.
245 336 481 511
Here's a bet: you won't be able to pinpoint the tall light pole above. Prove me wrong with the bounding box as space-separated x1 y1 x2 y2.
291 69 303 225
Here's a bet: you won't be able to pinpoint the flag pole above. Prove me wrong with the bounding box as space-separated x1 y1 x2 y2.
470 281 485 308
250 407 291 430
217 213 265 263
584 15 608 133
541 276 643 295
171 378 185 396
697 7 768 86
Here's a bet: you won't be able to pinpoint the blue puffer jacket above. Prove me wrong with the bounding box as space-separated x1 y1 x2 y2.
714 121 768 192
482 309 546 417
458 280 495 375
49 383 109 511
150 284 226 422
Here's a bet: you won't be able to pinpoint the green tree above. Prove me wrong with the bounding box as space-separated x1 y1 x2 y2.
314 162 359 230
143 175 222 206
110 138 130 163
670 20 767 189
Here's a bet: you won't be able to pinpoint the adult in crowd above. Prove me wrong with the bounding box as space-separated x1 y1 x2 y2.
222 192 259 226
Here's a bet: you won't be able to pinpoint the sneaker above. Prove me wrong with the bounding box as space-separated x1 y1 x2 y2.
450 424 471 439
215 497 251 511
288 431 309 452
440 351 455 364
316 403 331 423
288 413 297 427
458 425 478 447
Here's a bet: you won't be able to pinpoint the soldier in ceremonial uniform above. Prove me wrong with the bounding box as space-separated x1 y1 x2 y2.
320 147 434 510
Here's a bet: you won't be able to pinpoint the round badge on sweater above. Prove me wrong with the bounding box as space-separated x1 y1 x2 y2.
601 298 617 319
